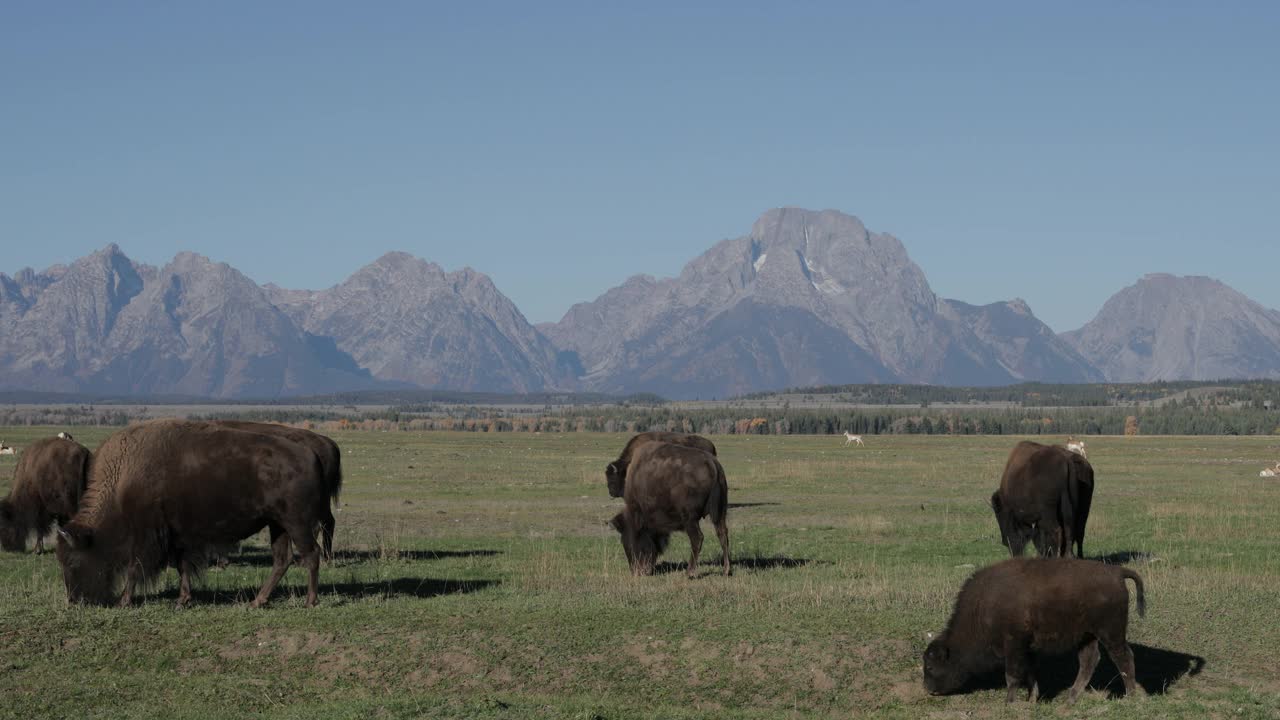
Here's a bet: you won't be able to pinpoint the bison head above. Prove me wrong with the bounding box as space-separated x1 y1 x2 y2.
604 461 626 499
55 526 117 606
922 635 966 696
609 512 668 576
0 499 25 552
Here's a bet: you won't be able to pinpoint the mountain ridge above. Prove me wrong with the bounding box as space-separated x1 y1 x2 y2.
6 209 1280 398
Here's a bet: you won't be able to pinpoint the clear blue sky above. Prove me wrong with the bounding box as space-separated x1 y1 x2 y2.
3 2 1278 332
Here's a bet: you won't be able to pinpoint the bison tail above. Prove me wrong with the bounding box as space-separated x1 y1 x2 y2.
1120 568 1146 617
706 462 728 525
330 448 343 510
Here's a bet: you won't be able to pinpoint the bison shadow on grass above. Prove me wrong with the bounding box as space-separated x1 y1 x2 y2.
153 577 500 605
942 643 1205 700
1091 550 1154 565
222 548 502 567
650 555 816 575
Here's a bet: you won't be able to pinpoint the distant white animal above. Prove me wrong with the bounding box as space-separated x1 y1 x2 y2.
1065 437 1087 458
0 443 13 456
844 432 864 446
1261 468 1277 478
57 432 73 441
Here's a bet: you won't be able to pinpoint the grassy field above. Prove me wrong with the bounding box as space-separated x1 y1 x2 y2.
1 427 1278 719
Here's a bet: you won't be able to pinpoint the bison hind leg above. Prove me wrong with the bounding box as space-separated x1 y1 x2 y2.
250 525 292 609
684 521 703 579
714 517 730 576
1100 637 1138 697
293 531 321 607
1069 639 1101 703
318 507 336 564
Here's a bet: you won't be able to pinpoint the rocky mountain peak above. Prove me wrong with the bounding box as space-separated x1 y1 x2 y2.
1063 274 1280 382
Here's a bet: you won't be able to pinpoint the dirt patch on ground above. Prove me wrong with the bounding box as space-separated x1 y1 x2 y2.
217 629 375 682
403 649 519 692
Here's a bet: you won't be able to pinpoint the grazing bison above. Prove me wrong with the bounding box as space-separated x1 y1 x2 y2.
0 436 91 553
990 441 1093 558
605 431 717 498
923 557 1145 703
609 441 730 577
56 419 334 608
212 420 343 561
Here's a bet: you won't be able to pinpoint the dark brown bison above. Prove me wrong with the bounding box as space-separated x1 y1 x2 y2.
212 420 343 561
990 441 1093 558
0 436 91 553
56 419 334 608
609 441 729 577
923 557 1145 703
605 431 717 498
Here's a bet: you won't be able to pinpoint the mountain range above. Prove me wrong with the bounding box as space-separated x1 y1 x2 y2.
3 208 1278 398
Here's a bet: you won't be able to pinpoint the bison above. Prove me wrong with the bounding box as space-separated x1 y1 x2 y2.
56 419 336 608
0 436 92 553
212 420 343 561
923 557 1145 703
605 431 717 498
990 441 1093 558
609 441 730 577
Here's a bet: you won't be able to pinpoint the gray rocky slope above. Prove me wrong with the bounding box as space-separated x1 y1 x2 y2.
1062 273 1280 382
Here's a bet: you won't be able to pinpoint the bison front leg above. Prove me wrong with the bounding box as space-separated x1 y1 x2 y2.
684 521 703 579
1003 637 1035 702
250 525 292 609
176 555 195 609
118 560 141 607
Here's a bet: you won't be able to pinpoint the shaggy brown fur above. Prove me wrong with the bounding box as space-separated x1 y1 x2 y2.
55 419 331 608
609 441 729 578
0 436 91 553
605 431 717 498
212 420 343 560
924 558 1145 703
990 441 1093 558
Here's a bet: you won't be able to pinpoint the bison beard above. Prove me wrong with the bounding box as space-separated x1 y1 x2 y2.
923 557 1145 704
55 419 333 608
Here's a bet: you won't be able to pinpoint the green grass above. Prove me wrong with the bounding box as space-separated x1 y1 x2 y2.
1 428 1279 719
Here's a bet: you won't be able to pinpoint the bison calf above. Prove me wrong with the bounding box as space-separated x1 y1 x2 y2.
923 558 1145 703
605 431 717 498
609 441 729 577
0 436 91 553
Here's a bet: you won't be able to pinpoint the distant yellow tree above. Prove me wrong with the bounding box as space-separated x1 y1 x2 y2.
1124 416 1139 436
